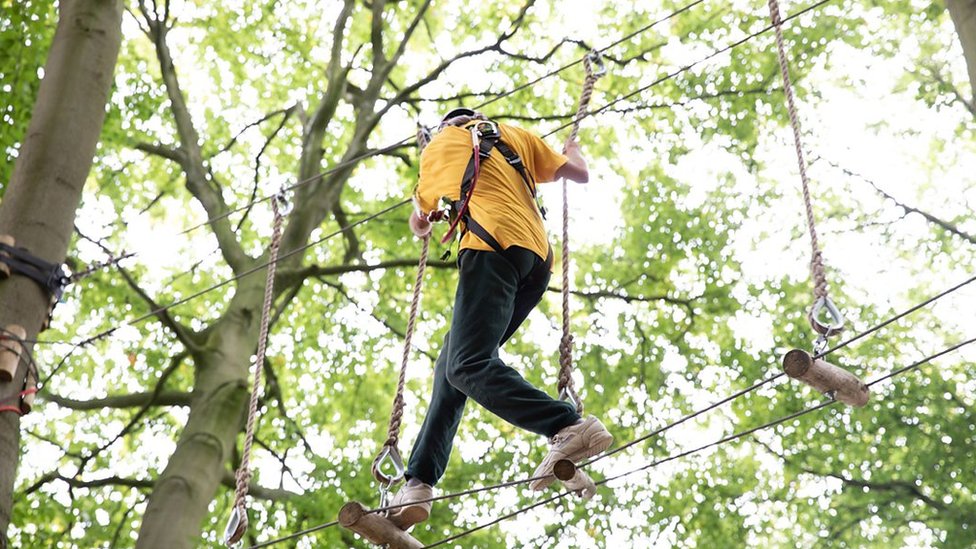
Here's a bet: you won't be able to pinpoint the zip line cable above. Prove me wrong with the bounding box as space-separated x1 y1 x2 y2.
29 0 714 353
177 0 711 240
38 198 411 386
37 0 824 358
581 270 976 468
33 0 766 371
541 0 834 139
242 271 975 548
418 336 976 548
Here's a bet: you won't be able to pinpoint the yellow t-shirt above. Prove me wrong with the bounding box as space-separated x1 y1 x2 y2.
414 122 568 261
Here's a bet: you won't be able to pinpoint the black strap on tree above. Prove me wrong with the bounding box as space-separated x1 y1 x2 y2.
0 241 70 328
0 242 70 299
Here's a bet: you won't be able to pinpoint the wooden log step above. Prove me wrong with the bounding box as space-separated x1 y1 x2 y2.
554 459 596 500
338 501 423 549
782 349 869 407
0 324 27 383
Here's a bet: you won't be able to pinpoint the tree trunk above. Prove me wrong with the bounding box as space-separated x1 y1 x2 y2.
947 0 976 103
135 277 267 548
0 0 123 546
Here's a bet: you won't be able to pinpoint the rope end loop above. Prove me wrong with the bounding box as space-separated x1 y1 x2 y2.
223 505 247 547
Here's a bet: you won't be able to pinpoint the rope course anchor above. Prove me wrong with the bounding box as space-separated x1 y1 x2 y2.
340 132 433 548
764 0 866 402
0 326 40 415
224 192 288 547
557 50 606 416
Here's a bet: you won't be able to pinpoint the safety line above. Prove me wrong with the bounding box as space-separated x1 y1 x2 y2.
36 0 818 355
39 199 411 386
582 270 976 468
27 0 714 361
421 336 976 547
179 0 709 240
242 271 975 547
542 0 834 139
32 0 725 361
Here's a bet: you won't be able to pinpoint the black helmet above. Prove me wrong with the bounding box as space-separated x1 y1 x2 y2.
441 107 476 123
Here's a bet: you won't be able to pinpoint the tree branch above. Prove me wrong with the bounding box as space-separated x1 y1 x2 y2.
43 390 192 410
141 9 249 272
135 142 185 164
833 162 976 245
280 257 454 289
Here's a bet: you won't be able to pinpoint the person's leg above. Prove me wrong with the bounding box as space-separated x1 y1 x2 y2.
405 331 466 487
446 249 578 438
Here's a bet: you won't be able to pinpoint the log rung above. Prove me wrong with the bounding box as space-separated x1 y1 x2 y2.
782 349 870 407
338 501 423 549
0 324 27 383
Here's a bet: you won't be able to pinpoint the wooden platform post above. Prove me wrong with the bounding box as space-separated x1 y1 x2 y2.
0 235 13 278
0 324 27 382
338 502 423 549
782 349 869 407
553 459 597 500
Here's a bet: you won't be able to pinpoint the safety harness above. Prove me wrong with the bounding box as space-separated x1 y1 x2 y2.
439 120 546 255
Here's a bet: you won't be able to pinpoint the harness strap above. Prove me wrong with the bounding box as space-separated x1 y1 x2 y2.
447 124 545 254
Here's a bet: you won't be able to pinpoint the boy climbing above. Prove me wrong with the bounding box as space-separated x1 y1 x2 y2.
388 107 613 530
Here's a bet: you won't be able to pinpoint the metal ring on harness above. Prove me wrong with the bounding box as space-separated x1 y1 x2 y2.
223 505 246 547
809 295 844 337
371 444 405 485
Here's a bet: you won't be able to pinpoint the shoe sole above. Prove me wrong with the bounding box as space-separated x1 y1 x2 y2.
389 503 430 530
531 426 614 491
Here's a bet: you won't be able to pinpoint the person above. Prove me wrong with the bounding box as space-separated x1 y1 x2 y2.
388 108 613 530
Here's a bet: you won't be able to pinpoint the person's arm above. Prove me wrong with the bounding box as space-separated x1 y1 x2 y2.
554 138 589 183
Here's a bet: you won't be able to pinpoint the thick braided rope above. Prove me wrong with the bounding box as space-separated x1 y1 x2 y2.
558 55 600 414
373 128 432 481
381 234 430 453
231 197 285 537
766 0 829 303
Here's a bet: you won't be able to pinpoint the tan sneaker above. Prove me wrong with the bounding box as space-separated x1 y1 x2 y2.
529 416 613 491
387 480 433 530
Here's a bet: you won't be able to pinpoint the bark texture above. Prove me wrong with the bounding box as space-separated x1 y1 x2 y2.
947 0 976 104
0 0 123 546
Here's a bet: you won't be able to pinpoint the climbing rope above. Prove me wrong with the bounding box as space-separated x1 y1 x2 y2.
765 0 843 343
371 235 430 499
557 51 606 415
224 194 287 546
371 127 434 507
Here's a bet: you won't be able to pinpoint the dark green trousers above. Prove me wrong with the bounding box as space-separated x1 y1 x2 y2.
406 246 581 486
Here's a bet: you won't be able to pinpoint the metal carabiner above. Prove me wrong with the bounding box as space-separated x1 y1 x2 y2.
586 50 607 78
558 386 580 411
371 444 405 486
809 295 845 338
273 188 293 216
223 505 246 548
